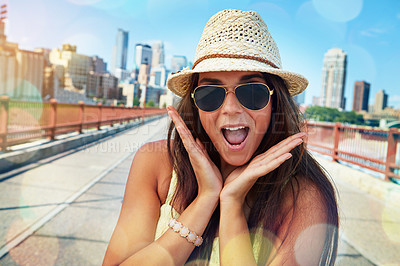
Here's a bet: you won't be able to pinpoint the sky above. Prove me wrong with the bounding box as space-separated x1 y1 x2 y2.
2 0 400 110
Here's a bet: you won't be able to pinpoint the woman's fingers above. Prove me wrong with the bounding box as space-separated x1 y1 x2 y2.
271 132 306 152
167 106 199 154
255 152 292 176
167 106 223 195
248 133 306 178
259 132 306 159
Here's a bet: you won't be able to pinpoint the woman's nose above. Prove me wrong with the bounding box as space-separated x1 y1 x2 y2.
220 91 243 114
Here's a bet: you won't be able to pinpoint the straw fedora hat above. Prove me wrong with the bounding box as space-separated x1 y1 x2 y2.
166 9 308 97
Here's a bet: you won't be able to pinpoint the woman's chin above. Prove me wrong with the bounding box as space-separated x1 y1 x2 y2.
220 153 252 167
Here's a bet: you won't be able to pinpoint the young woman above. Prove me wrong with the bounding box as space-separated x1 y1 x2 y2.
103 9 338 265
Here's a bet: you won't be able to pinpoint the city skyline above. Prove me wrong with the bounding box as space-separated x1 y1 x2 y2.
2 0 400 110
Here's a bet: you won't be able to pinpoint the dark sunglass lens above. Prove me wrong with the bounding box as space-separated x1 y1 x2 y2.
236 84 270 110
194 86 226 112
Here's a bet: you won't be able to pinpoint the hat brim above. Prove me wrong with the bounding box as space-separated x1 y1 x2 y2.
167 57 308 98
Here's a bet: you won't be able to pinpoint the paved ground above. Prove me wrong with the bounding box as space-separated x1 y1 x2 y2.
321 157 400 266
0 116 398 265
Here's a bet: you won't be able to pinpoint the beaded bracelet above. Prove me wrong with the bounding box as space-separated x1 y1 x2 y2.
168 219 203 247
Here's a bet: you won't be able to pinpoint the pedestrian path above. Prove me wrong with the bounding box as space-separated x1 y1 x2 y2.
319 157 400 266
0 116 170 264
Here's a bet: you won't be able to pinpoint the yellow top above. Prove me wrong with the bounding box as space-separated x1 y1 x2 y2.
154 171 271 265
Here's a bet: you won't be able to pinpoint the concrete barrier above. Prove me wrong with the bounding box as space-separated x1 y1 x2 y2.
315 155 400 209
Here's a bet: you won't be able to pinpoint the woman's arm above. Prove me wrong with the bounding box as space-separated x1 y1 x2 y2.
219 201 256 265
103 141 219 265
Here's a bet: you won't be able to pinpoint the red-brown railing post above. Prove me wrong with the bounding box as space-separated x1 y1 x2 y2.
332 122 340 162
141 107 145 125
110 105 114 127
120 107 124 125
385 128 397 181
49 99 58 140
78 101 84 134
97 102 102 130
0 95 10 151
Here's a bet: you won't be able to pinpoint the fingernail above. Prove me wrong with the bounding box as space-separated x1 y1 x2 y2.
286 153 292 160
296 139 303 145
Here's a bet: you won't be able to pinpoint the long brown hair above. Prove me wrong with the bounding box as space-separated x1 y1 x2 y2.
167 73 338 264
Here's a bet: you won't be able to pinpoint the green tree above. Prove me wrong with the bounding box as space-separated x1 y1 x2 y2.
305 106 365 125
335 111 364 125
132 97 140 107
146 100 155 107
305 106 341 122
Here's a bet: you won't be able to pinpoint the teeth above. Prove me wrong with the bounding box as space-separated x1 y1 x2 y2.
223 126 245 131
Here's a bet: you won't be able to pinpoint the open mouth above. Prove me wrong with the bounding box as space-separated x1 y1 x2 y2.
221 126 249 148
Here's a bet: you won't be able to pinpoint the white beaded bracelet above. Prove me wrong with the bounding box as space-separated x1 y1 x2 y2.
168 219 203 247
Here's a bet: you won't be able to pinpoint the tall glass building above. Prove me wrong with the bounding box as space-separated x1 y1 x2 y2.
111 29 129 74
320 48 347 109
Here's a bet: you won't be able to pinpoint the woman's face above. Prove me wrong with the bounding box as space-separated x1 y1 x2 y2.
197 71 273 167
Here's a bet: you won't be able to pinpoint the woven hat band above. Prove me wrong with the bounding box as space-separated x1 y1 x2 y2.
192 53 280 70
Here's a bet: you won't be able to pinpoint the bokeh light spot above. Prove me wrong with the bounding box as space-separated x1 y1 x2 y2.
345 44 377 84
312 0 363 22
294 223 335 265
382 206 400 243
221 228 278 265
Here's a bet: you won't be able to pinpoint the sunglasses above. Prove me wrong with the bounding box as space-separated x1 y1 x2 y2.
191 83 274 112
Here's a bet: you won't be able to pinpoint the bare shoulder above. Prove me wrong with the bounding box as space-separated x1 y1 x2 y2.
130 139 173 203
134 139 171 166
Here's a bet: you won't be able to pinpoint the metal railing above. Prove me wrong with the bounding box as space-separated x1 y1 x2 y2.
0 96 167 151
306 121 400 181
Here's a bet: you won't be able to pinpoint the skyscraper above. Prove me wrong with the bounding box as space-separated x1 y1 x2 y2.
352 81 370 112
135 44 152 68
171 55 187 73
110 29 129 74
374 89 388 113
152 41 165 67
320 48 347 109
135 44 152 84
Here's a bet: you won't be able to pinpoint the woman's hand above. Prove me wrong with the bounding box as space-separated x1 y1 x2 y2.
167 106 223 198
220 132 307 206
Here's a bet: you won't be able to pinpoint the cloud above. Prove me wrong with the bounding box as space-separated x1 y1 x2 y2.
360 27 387 37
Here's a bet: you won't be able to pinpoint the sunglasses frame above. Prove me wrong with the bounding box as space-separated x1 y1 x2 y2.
191 82 274 112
